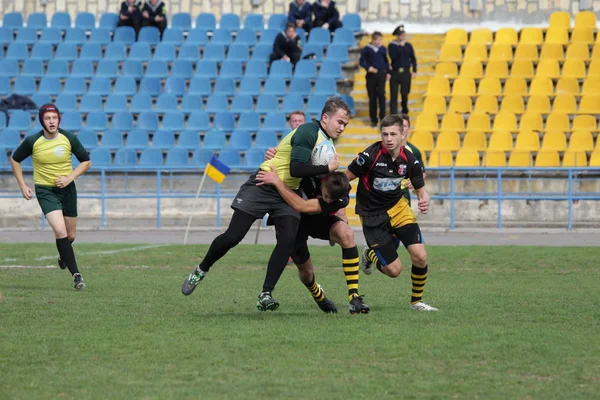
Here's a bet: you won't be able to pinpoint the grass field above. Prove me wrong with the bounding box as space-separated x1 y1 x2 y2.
0 243 599 399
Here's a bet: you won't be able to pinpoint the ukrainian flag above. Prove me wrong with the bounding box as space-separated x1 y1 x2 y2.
205 155 231 184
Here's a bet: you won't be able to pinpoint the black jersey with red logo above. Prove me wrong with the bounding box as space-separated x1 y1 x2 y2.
347 141 424 216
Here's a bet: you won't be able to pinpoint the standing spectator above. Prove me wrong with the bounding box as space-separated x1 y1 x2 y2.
312 0 342 32
359 32 390 128
388 25 417 115
117 0 143 39
142 0 168 38
270 23 303 66
288 0 313 32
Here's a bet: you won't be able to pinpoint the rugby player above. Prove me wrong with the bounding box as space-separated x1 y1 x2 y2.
400 114 426 206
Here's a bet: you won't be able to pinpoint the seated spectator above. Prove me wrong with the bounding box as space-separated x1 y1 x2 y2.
289 110 306 130
270 23 302 66
312 0 342 32
288 0 312 32
117 0 143 39
142 0 168 38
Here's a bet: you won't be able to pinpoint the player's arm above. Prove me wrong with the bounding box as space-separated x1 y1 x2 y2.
256 165 322 213
346 149 373 182
289 125 339 177
10 137 34 200
407 156 430 214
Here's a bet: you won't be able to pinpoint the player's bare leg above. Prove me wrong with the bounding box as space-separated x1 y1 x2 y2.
46 210 85 290
406 243 437 311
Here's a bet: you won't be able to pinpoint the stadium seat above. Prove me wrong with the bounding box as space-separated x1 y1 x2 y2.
482 150 506 167
448 95 472 114
514 44 538 63
565 43 590 62
71 59 95 79
239 77 262 97
259 29 279 45
88 77 111 97
578 95 599 114
231 96 255 115
113 76 137 96
65 27 87 45
290 77 312 97
177 130 200 150
425 76 450 96
162 77 184 98
510 60 535 79
55 94 78 112
536 59 560 79
29 43 53 62
51 12 72 29
503 77 527 96
314 77 337 96
191 148 214 166
13 77 36 96
423 95 446 115
455 150 480 167
99 13 118 30
270 60 293 79
6 43 29 61
263 112 287 133
139 77 162 97
86 111 108 131
203 129 226 150
61 112 83 131
569 130 594 151
3 12 24 30
562 149 588 167
0 27 12 46
227 43 250 62
264 78 287 96
435 62 458 79
145 60 168 78
80 94 103 113
545 27 569 46
214 112 235 132
428 150 453 167
8 111 32 131
562 59 586 79
165 148 189 166
435 131 461 151
527 95 551 114
244 148 267 168
484 60 509 79
342 14 361 33
104 94 128 114
519 111 543 132
589 151 600 167
493 111 517 132
218 149 242 167
187 111 210 131
575 11 597 29
0 130 21 150
0 60 18 78
236 112 260 131
125 129 149 149
152 130 176 149
572 115 597 131
170 12 191 31
128 42 151 62
74 12 95 30
267 13 286 31
205 94 229 114
520 28 543 46
462 131 487 151
126 92 152 114
243 13 264 32
466 112 491 132
470 28 493 45
256 95 279 114
214 78 236 96
515 130 540 151
76 129 98 150
235 29 257 46
78 43 102 62
555 78 579 96
534 150 560 167
186 29 209 47
581 77 600 96
553 94 577 115
95 60 118 78
500 94 525 114
244 60 268 80
194 60 218 80
21 60 44 79
252 43 273 62
39 27 62 45
438 44 462 62
188 77 211 98
220 60 243 79
539 43 564 62
255 130 278 148
529 77 553 96
571 28 594 45
308 28 331 46
508 150 532 167
90 148 112 166
306 94 328 116
154 93 178 112
282 94 305 113
488 43 513 62
459 60 483 79
114 26 135 45
15 27 38 44
228 130 252 150
31 94 51 108
409 131 434 152
463 43 487 61
451 77 476 97
302 44 325 62
138 26 160 45
196 13 216 31
473 94 498 114
114 148 138 166
153 43 176 62
138 111 159 131
162 29 184 45
171 60 193 79
220 13 240 31
211 29 233 47
415 113 439 131
549 11 571 28
203 44 226 61
444 28 468 45
544 112 569 133
333 28 356 47
104 43 127 62
541 131 567 151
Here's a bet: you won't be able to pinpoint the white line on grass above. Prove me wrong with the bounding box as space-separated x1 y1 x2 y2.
0 265 57 269
33 244 168 261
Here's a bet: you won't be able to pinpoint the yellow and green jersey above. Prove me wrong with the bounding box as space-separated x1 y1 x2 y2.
12 129 89 187
259 120 332 190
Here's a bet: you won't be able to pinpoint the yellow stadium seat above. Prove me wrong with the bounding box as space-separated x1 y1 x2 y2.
589 151 600 167
581 77 600 95
455 150 481 167
470 28 493 45
510 60 535 79
460 60 483 79
562 150 588 167
572 115 597 131
428 150 454 167
466 112 492 132
515 130 540 151
545 112 570 132
483 150 507 167
527 95 551 114
562 59 586 79
514 44 538 62
489 43 513 62
435 131 461 151
501 94 525 114
592 45 600 61
539 43 564 62
439 44 463 62
462 131 487 151
488 130 514 150
519 111 543 132
440 112 465 132
535 150 560 167
575 11 597 29
452 77 476 96
495 28 518 45
555 78 580 96
552 94 577 114
529 77 554 96
503 77 528 96
588 60 600 78
569 130 594 151
549 11 571 28
578 95 600 114
544 27 569 46
423 95 447 115
478 77 502 96
448 95 472 113
463 43 488 61
410 131 434 152
415 112 439 131
508 150 533 167
425 76 451 96
474 94 499 114
435 62 459 79
565 43 590 62
445 28 468 46
536 59 560 79
541 131 567 151
493 112 518 132
520 28 543 46
570 29 594 45
485 60 509 79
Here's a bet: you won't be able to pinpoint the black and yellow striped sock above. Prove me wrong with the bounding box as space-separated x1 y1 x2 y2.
304 274 325 303
411 264 428 304
342 247 360 301
366 249 384 272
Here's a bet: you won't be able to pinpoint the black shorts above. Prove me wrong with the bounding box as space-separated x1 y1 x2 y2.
361 213 423 266
231 173 300 220
296 214 343 242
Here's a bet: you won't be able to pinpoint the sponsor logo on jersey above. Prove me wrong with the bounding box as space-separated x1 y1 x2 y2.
53 145 65 157
373 177 402 192
375 162 387 167
398 164 407 176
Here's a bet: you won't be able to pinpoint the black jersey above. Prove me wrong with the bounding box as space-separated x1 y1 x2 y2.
347 141 424 216
300 176 350 217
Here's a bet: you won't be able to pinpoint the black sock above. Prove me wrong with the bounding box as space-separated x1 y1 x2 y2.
262 216 299 293
56 237 79 276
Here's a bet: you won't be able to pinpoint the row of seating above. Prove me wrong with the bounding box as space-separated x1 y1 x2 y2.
426 149 600 168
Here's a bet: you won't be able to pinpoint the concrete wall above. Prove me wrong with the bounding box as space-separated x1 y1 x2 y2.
1 0 598 25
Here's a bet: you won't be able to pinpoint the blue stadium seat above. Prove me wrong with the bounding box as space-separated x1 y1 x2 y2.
282 94 305 113
214 78 236 96
264 77 287 96
165 148 189 166
30 43 53 61
113 76 137 96
8 111 32 130
88 77 111 96
220 13 240 31
218 149 241 167
154 43 176 62
120 60 143 79
0 60 19 78
15 27 37 44
188 77 212 97
220 60 243 79
308 28 331 46
231 96 255 114
111 111 134 131
77 129 98 149
302 44 324 62
80 94 103 113
114 148 138 165
228 130 251 150
235 28 257 46
203 44 226 61
61 112 83 131
65 28 87 45
31 94 51 108
294 59 317 78
161 112 184 132
181 95 204 114
244 148 266 167
186 28 209 46
319 60 343 79
196 13 216 31
26 12 47 29
243 14 264 32
192 148 213 166
177 130 200 149
296 28 307 45
46 60 70 78
114 26 136 45
252 43 272 62
89 28 111 45
139 26 160 45
130 93 153 113
0 130 20 149
259 29 279 44
171 13 192 31
325 44 349 63
100 129 123 149
139 77 162 97
3 12 24 30
54 43 78 61
332 28 355 47
129 42 151 61
203 129 226 150
75 12 96 30
227 43 250 62
95 60 118 78
138 111 159 131
145 60 168 78
39 27 62 45
162 28 184 45
314 77 336 96
342 14 362 33
0 27 12 46
306 94 329 115
21 60 44 78
164 77 186 97
6 43 29 61
289 78 312 96
244 60 268 79
171 60 193 79
86 111 108 131
178 43 201 61
239 77 261 97
80 43 103 62
104 94 128 113
38 77 62 96
194 60 218 79
152 129 176 149
140 148 164 166
255 130 278 148
270 60 293 79
256 95 279 114
205 94 229 114
71 59 95 78
267 14 286 31
13 77 36 96
55 94 78 112
0 78 10 96
125 129 149 149
99 13 118 31
187 111 210 130
339 94 356 115
214 112 235 131
51 12 72 29
90 147 112 166
237 112 260 131
210 29 233 46
263 112 287 132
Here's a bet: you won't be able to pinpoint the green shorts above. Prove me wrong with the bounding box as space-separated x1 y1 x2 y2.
35 183 78 217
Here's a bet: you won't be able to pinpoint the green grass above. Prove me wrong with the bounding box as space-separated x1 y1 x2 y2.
0 243 599 399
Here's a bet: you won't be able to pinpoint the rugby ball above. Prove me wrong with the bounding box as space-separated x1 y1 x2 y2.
311 140 337 166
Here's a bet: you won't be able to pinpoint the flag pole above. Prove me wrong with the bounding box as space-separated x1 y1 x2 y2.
183 167 209 245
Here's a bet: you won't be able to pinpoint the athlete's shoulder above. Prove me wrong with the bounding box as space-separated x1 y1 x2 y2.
23 130 43 144
58 128 76 140
363 141 383 156
354 141 382 166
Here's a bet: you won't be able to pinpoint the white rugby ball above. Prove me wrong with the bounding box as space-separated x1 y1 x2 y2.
311 140 337 166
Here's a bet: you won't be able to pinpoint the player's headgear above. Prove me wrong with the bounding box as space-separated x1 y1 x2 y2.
39 103 61 130
393 25 405 36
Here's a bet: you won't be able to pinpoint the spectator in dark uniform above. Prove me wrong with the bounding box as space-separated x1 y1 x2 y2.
270 23 303 66
142 0 168 38
288 0 313 32
359 32 390 128
117 0 143 39
388 25 417 115
312 0 342 32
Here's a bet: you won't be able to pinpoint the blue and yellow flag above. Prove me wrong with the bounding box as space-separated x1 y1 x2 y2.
205 155 230 184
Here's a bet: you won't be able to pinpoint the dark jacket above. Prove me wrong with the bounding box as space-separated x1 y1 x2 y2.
119 1 142 18
142 0 167 20
272 31 302 58
359 44 390 74
311 0 340 25
0 94 38 125
288 1 312 25
388 41 417 73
